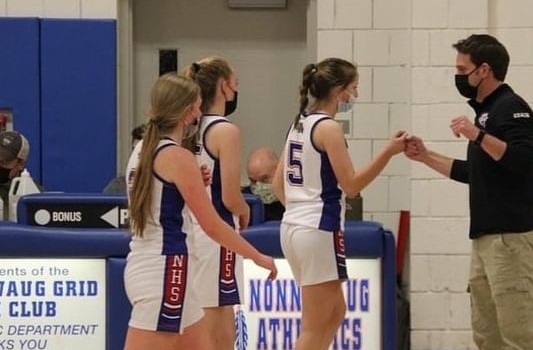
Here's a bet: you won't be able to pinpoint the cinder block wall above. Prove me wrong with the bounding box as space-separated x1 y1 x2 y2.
315 0 533 349
317 0 411 236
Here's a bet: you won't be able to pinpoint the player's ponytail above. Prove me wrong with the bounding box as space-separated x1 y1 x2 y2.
294 63 316 130
129 74 200 237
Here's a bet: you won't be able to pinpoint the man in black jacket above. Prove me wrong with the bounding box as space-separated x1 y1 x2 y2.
406 34 533 350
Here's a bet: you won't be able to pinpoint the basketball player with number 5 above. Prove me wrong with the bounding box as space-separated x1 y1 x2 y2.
272 58 407 350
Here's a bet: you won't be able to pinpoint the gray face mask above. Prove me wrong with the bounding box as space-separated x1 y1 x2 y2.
337 94 357 113
250 182 278 204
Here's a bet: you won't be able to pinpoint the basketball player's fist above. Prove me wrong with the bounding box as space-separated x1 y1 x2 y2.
404 135 428 162
386 130 408 156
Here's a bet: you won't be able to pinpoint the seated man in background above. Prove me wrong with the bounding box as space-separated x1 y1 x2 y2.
243 147 284 221
103 124 146 194
0 131 30 216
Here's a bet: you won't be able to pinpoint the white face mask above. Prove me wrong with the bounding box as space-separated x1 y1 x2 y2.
337 93 357 113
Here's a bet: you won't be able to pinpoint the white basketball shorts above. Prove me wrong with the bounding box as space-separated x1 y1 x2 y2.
280 222 348 286
190 225 244 307
124 252 203 333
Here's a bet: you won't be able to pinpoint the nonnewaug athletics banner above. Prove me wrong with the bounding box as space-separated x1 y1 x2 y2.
0 259 106 350
236 259 381 350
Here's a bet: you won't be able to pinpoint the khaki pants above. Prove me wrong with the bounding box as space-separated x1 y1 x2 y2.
469 230 533 350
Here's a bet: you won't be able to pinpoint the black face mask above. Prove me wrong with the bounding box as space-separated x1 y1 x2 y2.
455 66 480 99
0 166 12 184
224 91 238 116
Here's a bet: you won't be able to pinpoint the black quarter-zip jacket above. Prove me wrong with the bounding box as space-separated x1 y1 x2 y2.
450 84 533 238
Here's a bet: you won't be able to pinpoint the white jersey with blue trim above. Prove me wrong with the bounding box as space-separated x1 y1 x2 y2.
281 113 346 232
126 138 192 255
190 115 238 242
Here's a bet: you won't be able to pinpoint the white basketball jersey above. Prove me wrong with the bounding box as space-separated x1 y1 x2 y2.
282 113 346 231
190 115 238 240
126 138 192 255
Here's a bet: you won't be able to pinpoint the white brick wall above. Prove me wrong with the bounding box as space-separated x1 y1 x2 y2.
373 139 410 176
335 0 372 29
317 30 353 60
492 0 533 28
429 30 469 66
412 30 430 66
355 66 372 102
374 66 410 102
353 103 389 138
411 218 470 254
389 30 410 65
318 0 533 350
429 180 468 216
411 255 470 292
317 0 334 29
354 30 389 66
411 330 475 350
412 0 448 29
412 67 462 103
373 0 409 29
388 176 410 210
361 175 389 211
411 180 430 215
3 0 117 18
389 103 410 135
427 104 472 140
448 0 487 29
493 29 533 66
348 139 372 167
506 66 533 103
317 1 412 263
411 292 450 329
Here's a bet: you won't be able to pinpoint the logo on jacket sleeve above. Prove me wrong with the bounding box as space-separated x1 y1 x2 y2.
478 113 489 128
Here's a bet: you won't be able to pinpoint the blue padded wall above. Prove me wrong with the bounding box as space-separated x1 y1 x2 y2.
40 19 116 192
0 18 41 181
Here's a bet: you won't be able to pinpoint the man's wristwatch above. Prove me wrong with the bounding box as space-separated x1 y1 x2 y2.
474 130 486 145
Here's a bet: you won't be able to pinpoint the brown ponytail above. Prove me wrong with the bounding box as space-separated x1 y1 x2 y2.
129 74 200 237
293 63 317 130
